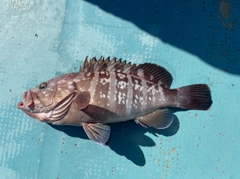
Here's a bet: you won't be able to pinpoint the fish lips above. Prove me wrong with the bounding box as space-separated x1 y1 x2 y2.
18 91 36 112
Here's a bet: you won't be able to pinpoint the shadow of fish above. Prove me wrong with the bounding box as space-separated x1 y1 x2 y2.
18 57 212 145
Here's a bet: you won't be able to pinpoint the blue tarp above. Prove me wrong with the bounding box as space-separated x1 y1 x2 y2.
0 0 239 178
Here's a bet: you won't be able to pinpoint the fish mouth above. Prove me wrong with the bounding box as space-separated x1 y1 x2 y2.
18 101 27 110
18 91 76 122
18 91 36 112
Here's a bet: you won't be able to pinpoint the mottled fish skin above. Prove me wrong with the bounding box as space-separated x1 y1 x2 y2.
72 57 174 123
75 68 167 122
18 56 212 145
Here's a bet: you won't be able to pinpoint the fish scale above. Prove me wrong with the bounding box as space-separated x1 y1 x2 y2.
18 56 212 145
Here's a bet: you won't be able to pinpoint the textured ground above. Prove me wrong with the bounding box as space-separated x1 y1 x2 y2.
0 0 239 178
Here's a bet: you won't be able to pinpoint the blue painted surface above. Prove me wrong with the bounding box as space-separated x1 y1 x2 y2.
0 0 239 178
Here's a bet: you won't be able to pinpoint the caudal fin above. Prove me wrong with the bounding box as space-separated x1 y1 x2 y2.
177 84 212 110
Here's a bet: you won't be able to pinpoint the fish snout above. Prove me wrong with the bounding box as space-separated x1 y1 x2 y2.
18 91 36 111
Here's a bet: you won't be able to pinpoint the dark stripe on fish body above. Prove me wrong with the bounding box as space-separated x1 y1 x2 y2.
140 78 147 113
126 73 133 117
109 71 116 110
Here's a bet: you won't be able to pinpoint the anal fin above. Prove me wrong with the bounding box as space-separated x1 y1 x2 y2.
82 123 111 145
135 109 173 129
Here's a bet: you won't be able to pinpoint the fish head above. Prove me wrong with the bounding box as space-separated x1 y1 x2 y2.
18 73 78 122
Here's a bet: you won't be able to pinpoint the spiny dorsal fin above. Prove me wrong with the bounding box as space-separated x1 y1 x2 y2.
80 56 131 73
79 56 173 88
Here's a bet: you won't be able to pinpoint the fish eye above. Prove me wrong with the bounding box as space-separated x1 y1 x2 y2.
39 83 47 89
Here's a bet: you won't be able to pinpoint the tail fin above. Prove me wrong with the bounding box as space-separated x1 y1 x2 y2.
176 84 212 110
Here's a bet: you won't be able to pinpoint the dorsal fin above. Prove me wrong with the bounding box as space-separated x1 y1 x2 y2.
79 56 131 73
130 63 173 88
80 56 173 88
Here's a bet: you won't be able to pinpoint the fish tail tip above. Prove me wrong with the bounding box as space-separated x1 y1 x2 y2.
177 84 212 110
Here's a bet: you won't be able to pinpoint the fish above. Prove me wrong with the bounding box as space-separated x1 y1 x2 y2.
18 56 212 145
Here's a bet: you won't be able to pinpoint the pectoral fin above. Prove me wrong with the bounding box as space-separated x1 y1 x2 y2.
82 123 111 145
75 91 90 110
135 109 174 129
